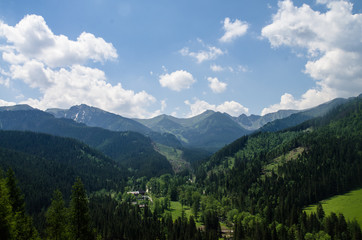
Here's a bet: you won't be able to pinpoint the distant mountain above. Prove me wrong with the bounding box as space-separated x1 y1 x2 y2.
47 104 151 133
137 110 251 152
0 104 34 111
0 109 172 177
233 109 300 130
47 104 182 148
260 97 352 132
47 105 251 152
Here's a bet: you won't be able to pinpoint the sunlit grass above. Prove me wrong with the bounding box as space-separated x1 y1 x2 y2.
304 188 362 226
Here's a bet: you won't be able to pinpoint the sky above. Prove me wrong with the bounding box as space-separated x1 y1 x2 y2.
0 0 362 118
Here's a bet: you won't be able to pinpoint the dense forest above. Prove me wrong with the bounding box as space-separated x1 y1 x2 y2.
0 95 361 239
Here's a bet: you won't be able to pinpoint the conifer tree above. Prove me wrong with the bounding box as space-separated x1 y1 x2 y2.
0 176 13 240
46 190 68 240
69 177 94 240
5 169 25 213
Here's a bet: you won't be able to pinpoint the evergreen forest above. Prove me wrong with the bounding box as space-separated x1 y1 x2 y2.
0 95 362 239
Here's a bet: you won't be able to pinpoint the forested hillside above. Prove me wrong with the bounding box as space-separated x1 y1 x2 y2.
0 110 172 177
0 131 130 230
191 94 362 239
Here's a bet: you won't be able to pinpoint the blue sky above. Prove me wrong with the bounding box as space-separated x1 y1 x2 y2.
0 0 361 118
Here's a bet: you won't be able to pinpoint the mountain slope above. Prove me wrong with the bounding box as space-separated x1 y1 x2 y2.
0 130 128 215
196 94 362 216
0 109 172 177
260 96 350 132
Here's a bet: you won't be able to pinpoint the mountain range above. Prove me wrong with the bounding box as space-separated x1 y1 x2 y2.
43 96 352 151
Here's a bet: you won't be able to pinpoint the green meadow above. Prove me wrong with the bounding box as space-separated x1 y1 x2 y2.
304 188 362 226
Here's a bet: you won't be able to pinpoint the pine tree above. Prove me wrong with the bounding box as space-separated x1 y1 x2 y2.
69 177 94 240
45 190 68 240
316 202 325 220
1 169 39 240
0 177 13 240
5 169 25 213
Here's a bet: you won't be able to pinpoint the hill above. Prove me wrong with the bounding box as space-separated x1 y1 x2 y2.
192 94 362 236
0 109 172 177
0 130 128 218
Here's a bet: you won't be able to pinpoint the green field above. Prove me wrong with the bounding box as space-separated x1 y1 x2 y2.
164 201 203 227
155 143 190 173
304 188 362 226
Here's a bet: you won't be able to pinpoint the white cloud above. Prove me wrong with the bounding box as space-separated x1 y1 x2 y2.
0 76 10 87
180 46 225 63
261 89 335 115
208 77 227 93
261 0 362 113
159 70 196 91
161 100 167 111
0 99 15 106
18 64 156 118
220 17 249 43
0 15 118 68
0 14 159 118
210 64 224 72
185 98 249 117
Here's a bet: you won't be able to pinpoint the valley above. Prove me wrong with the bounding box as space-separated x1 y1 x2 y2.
0 94 361 239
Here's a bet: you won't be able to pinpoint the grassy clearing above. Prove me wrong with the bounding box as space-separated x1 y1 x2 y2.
263 147 304 176
155 143 190 173
164 201 203 227
304 188 362 226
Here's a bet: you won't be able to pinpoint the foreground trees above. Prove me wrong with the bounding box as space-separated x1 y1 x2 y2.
0 169 39 240
45 178 95 240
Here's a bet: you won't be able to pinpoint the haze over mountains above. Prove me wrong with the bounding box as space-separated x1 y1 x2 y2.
0 95 355 153
45 104 299 151
42 95 354 151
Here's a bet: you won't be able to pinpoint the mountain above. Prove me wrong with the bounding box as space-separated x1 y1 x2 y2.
136 110 251 152
193 95 362 238
0 109 172 177
260 96 351 132
47 104 151 133
47 104 182 148
0 104 34 111
0 130 128 215
233 109 299 130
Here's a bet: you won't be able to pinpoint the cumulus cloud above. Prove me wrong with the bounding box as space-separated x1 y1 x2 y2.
261 0 362 114
261 89 334 115
220 17 249 43
180 46 225 63
185 98 249 117
208 77 227 93
0 15 118 67
19 65 156 118
0 14 159 118
159 70 196 91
